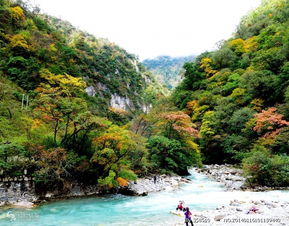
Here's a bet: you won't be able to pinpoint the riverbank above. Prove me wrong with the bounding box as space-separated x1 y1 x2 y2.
195 164 246 190
0 174 189 208
0 167 288 226
196 164 289 191
124 174 190 196
173 199 289 226
174 165 289 226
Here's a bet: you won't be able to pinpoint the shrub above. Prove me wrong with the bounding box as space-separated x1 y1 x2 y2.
0 143 31 177
147 136 198 175
242 145 289 186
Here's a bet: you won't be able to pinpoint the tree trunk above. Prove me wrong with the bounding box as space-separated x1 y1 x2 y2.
54 120 59 144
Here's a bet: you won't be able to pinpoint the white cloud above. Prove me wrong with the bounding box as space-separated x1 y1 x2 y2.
31 0 262 59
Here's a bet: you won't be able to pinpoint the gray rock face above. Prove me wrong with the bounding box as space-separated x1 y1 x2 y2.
0 177 102 208
0 179 37 208
0 174 189 207
141 103 152 113
85 86 97 97
110 93 134 110
130 59 140 73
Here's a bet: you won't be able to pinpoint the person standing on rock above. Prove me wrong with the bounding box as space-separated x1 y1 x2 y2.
153 175 157 184
184 207 194 226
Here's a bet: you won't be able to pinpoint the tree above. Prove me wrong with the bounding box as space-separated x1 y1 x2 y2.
160 111 198 139
240 70 278 104
242 145 289 187
147 136 199 175
91 125 145 181
34 69 87 144
253 107 289 138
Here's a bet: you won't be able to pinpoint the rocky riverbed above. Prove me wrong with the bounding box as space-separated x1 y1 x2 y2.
124 174 190 196
196 164 246 190
172 199 289 226
196 164 289 191
0 174 189 208
173 164 289 226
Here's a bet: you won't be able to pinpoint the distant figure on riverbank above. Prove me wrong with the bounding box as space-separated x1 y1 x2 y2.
176 200 185 211
176 201 185 211
153 175 157 184
184 207 194 226
247 206 259 214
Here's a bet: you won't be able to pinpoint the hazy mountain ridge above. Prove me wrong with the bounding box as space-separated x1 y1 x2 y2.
143 55 195 89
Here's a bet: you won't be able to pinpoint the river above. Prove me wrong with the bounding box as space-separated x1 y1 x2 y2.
0 169 288 226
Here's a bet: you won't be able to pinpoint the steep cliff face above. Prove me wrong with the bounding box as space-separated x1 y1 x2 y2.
110 93 133 110
42 15 162 113
47 18 156 113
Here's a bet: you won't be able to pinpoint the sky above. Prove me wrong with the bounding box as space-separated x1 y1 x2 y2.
31 0 262 60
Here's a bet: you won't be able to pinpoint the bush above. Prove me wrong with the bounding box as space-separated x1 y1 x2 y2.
98 170 118 188
242 145 289 187
147 136 198 175
0 143 31 177
118 169 137 181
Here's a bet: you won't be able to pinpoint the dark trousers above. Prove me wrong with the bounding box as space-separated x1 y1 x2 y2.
185 218 194 226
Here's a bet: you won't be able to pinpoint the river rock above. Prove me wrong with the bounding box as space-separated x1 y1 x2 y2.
214 214 226 221
196 164 247 191
124 174 188 196
11 200 35 208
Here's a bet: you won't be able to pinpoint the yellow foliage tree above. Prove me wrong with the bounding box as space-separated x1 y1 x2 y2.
200 57 217 77
39 69 86 96
230 88 247 104
10 6 25 21
7 34 31 51
229 36 257 54
186 100 199 114
229 38 245 54
244 36 258 52
251 98 264 112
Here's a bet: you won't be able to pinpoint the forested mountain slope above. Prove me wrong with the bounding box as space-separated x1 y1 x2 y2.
143 55 195 89
171 0 289 186
0 0 171 193
0 1 163 114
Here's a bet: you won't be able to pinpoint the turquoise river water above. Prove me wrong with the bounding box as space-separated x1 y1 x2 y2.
0 169 288 226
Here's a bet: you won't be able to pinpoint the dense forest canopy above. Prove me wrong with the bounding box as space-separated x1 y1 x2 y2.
0 0 199 193
172 0 289 186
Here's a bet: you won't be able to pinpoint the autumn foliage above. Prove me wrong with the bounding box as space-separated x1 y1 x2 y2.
253 107 289 138
160 111 199 137
116 177 128 187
